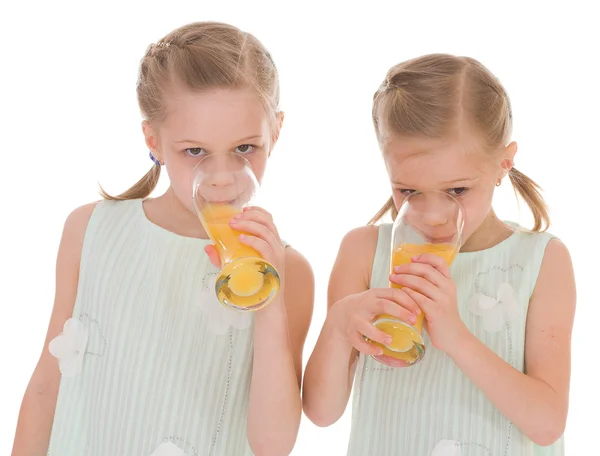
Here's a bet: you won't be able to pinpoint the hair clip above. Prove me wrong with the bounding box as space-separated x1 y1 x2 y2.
378 78 394 93
156 40 171 48
149 151 162 166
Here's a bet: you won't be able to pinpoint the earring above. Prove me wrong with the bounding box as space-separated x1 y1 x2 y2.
149 151 162 166
496 179 502 187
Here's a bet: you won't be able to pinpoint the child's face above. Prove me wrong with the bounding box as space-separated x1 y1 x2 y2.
381 132 512 246
145 86 278 214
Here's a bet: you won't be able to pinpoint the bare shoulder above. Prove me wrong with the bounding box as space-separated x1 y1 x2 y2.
62 202 99 246
540 237 573 270
66 201 99 223
531 238 575 305
284 247 313 278
328 225 380 307
338 225 380 261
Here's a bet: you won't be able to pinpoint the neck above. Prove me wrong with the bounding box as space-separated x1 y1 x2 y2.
460 210 514 253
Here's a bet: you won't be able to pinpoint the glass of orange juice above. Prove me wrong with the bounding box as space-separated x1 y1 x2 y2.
192 153 280 312
370 190 464 367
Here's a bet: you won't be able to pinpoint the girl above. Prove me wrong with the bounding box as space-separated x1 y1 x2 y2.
303 54 575 455
12 22 314 456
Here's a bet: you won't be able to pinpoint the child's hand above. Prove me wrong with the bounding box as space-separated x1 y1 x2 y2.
228 206 286 274
390 253 468 352
204 245 221 268
328 288 420 356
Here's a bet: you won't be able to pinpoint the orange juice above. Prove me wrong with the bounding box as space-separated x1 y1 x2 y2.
201 204 259 264
389 242 456 327
200 204 280 310
371 243 456 367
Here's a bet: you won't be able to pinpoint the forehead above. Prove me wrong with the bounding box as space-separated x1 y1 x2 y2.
160 86 270 142
383 134 489 187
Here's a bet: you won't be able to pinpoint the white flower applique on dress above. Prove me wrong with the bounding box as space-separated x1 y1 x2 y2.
468 282 520 332
48 318 89 377
431 439 462 456
199 271 251 335
149 442 188 456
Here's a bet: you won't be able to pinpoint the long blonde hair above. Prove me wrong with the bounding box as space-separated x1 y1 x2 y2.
369 54 549 231
101 22 280 200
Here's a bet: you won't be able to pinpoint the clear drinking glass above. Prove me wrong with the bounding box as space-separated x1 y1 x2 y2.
370 190 464 367
192 153 280 311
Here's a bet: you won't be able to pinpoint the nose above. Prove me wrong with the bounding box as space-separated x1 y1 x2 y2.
422 212 447 227
418 192 452 227
206 154 237 187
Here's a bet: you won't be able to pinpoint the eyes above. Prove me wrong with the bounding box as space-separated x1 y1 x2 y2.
184 144 257 157
447 187 467 196
395 187 468 197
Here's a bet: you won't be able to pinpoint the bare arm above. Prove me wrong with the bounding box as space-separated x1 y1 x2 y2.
302 226 378 427
247 247 314 456
11 203 96 456
447 239 575 445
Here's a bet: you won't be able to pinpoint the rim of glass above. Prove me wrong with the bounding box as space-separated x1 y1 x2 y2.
191 152 258 216
393 189 466 250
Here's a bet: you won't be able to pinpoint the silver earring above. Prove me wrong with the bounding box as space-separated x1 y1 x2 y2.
496 179 502 187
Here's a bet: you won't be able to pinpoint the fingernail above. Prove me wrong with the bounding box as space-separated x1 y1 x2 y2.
239 234 247 240
411 255 420 261
409 315 417 323
385 336 393 345
393 266 402 273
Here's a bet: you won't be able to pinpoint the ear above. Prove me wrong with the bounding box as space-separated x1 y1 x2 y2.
500 141 517 178
142 120 162 162
268 111 284 157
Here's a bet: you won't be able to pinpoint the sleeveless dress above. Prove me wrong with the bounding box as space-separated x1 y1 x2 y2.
347 223 564 456
47 199 281 456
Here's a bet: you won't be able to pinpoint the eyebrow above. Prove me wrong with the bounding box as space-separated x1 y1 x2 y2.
175 135 263 145
392 177 478 187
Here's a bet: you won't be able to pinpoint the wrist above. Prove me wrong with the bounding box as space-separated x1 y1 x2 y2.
324 310 352 349
255 296 288 325
445 324 475 360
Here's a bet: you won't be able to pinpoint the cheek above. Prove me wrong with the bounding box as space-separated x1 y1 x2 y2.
248 154 268 184
165 160 196 211
460 187 495 233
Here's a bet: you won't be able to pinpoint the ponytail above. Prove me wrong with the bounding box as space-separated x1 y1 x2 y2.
509 167 549 232
100 164 161 201
368 196 398 225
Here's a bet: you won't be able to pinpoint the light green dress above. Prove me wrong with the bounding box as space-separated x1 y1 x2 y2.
47 199 273 455
347 223 564 456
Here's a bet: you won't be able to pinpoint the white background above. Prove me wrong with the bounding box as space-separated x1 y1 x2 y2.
1 0 598 454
